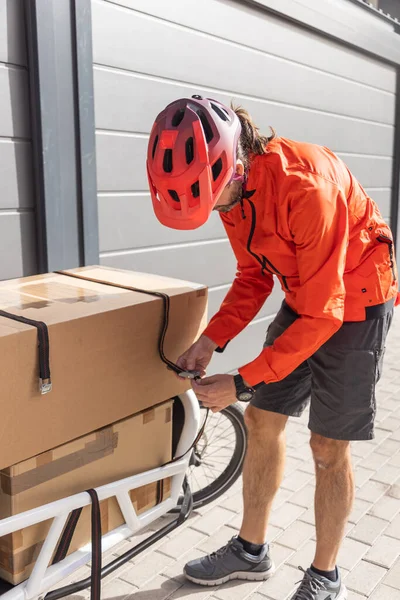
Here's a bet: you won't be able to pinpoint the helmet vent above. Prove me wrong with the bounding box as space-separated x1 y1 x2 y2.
185 137 194 164
212 157 223 181
152 135 159 159
197 110 214 143
191 181 200 198
172 108 185 127
211 103 229 122
163 149 173 173
168 190 180 202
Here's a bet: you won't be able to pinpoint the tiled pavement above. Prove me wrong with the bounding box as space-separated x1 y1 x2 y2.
68 311 400 600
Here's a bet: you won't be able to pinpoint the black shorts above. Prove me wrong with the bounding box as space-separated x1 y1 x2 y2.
251 301 394 441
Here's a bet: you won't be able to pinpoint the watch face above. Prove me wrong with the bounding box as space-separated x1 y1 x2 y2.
238 391 253 402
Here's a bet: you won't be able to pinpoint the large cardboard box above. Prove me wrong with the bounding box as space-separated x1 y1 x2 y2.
0 400 173 585
0 266 207 469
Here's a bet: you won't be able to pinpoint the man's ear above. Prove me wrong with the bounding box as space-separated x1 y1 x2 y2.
236 159 245 176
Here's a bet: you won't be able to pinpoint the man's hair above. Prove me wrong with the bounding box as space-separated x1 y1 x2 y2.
232 104 276 170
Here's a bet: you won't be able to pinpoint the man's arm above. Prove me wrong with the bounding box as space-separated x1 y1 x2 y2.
203 213 274 350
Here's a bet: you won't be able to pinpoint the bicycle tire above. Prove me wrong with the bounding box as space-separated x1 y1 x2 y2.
171 402 247 512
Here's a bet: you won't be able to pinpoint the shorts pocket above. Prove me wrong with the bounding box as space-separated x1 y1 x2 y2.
342 350 376 412
375 347 386 383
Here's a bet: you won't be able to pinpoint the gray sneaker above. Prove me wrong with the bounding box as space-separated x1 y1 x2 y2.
290 567 347 600
184 537 275 586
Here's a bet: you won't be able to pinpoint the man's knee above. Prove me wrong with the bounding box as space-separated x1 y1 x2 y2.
244 405 287 438
310 433 350 469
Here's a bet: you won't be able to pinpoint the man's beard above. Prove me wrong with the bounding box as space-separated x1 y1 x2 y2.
213 185 243 213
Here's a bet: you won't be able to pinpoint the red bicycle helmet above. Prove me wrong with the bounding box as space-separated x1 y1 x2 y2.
147 96 242 230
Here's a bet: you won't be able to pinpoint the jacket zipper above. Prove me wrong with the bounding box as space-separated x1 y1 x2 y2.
377 235 397 282
246 198 290 291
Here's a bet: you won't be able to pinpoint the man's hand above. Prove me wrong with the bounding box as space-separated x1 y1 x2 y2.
176 335 217 378
192 374 237 413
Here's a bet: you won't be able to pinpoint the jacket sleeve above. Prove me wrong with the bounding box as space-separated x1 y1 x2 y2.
239 174 348 386
203 213 274 349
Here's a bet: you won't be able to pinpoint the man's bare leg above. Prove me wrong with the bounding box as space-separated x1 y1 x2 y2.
239 405 288 544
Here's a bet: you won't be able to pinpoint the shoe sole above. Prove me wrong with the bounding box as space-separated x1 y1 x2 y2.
338 585 348 600
184 562 276 587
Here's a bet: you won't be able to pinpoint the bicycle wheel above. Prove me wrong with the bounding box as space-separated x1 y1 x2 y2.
171 402 247 512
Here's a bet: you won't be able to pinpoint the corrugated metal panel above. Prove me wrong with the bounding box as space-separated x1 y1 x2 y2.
0 1 36 280
93 0 396 372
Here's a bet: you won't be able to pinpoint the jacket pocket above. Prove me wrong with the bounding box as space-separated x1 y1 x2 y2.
377 235 397 282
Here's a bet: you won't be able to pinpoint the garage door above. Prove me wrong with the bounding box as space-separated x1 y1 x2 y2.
0 0 37 280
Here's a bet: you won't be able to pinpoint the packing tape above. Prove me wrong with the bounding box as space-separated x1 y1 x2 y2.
1 429 118 495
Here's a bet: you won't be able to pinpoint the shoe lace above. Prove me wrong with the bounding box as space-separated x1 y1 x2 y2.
209 539 234 563
292 567 327 600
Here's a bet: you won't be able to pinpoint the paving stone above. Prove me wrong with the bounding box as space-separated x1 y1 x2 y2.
281 470 313 493
388 481 400 499
276 520 315 551
269 502 307 530
298 506 315 526
269 543 295 569
388 453 400 468
348 515 388 545
384 513 400 539
344 559 386 596
127 575 182 600
213 578 263 600
158 528 207 559
191 507 235 536
369 494 400 521
348 497 373 524
376 438 400 457
356 480 390 504
169 581 216 600
352 441 376 459
354 467 375 488
378 416 400 432
337 537 369 571
365 535 400 568
101 578 138 599
383 556 400 589
257 564 301 600
286 539 315 569
369 584 400 600
284 456 304 476
289 483 315 508
359 451 389 472
272 487 293 510
372 464 400 486
121 551 173 588
222 491 243 514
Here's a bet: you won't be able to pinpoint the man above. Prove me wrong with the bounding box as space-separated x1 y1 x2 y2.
146 95 398 600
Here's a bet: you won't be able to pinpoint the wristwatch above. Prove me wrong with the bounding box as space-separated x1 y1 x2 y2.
234 374 256 402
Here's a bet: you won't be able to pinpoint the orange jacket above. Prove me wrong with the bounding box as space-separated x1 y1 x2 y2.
203 138 399 386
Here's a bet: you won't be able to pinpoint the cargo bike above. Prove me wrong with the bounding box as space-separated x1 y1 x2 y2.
0 271 247 600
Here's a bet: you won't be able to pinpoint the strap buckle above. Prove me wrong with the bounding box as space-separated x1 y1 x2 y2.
40 378 52 394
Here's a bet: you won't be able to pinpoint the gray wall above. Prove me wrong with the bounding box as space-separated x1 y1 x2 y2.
92 0 396 374
0 0 36 280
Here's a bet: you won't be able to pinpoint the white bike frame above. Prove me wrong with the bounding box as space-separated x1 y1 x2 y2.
0 391 201 600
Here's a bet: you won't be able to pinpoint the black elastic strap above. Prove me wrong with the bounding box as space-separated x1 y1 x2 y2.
0 310 51 393
49 490 101 600
56 271 183 375
87 489 102 600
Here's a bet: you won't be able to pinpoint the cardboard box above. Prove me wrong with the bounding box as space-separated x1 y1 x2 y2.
0 400 173 585
0 266 207 469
